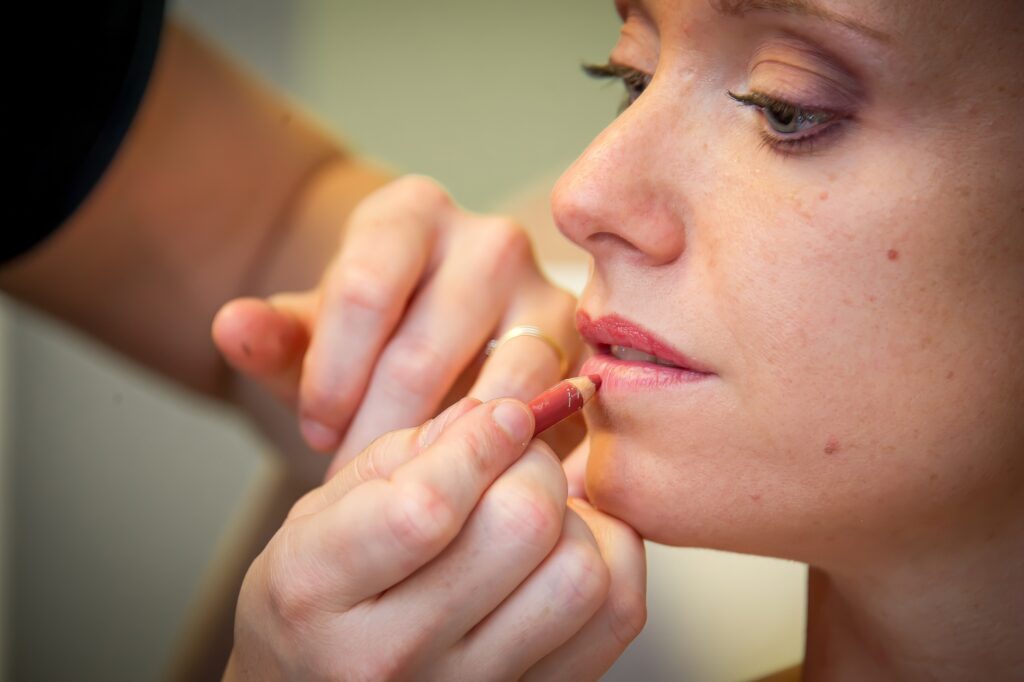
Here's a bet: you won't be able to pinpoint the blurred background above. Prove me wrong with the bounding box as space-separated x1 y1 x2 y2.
1 0 805 679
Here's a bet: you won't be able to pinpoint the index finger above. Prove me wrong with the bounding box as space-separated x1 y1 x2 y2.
299 177 451 451
279 398 535 610
287 397 481 520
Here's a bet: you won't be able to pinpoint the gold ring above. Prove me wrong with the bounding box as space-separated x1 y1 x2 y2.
485 325 569 377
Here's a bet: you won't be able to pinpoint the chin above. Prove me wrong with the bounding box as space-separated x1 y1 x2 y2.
582 429 723 549
582 421 824 562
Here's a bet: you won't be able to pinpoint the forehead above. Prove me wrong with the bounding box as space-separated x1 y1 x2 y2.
610 0 1024 69
617 0 890 42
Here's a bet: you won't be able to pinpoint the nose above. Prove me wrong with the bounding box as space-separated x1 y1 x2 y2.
551 95 688 266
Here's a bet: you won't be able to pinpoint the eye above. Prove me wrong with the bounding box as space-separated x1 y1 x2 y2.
621 69 651 106
728 91 844 153
584 62 653 111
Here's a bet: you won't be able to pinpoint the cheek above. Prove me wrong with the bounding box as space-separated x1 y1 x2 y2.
719 157 1020 409
585 146 1024 558
703 152 1024 534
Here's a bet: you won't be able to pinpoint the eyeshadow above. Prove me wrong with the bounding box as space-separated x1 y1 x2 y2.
747 35 866 111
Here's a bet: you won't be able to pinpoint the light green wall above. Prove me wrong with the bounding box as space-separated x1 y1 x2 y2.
183 0 625 212
286 0 622 211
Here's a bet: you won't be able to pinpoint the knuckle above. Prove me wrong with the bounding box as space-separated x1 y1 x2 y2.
300 380 355 427
607 585 649 645
348 175 450 225
478 217 532 275
349 653 406 682
386 480 457 562
486 216 531 252
554 539 611 610
353 428 416 483
390 174 452 213
481 482 562 549
415 412 443 447
352 429 405 483
352 446 384 486
285 490 322 521
327 262 401 319
454 427 490 474
264 531 320 627
439 423 517 487
380 337 448 400
524 441 567 481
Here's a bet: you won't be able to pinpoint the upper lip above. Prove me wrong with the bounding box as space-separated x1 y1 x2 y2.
576 311 713 374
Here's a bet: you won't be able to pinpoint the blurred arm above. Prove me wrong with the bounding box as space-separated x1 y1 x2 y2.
0 19 392 404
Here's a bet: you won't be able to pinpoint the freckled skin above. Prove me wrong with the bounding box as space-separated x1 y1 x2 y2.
554 0 1024 571
558 0 1024 663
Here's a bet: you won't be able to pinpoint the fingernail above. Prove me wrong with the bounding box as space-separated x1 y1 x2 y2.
491 400 533 444
300 418 339 451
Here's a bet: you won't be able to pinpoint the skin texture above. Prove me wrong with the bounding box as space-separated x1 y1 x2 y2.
552 0 1024 678
213 175 583 478
226 398 647 681
223 185 646 681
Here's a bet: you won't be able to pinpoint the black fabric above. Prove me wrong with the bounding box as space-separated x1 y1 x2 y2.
7 0 165 264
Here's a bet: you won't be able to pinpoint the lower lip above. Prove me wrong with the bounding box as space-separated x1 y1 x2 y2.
580 353 714 392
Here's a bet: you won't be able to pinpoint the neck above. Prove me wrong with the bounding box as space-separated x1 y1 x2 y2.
803 515 1024 681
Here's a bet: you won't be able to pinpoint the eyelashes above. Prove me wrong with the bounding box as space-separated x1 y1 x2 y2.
583 62 652 111
727 91 845 155
584 62 849 155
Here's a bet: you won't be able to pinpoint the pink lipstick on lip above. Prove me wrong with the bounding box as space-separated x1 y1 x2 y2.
576 311 715 390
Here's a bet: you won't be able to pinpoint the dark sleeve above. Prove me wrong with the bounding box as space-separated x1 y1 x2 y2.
6 0 166 264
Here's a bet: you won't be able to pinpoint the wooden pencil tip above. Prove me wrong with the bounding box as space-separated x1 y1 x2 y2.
587 374 602 389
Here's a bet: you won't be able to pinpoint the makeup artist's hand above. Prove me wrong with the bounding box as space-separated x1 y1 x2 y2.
562 439 591 500
212 175 581 477
225 397 646 681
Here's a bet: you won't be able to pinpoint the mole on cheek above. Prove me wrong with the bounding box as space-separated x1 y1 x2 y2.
824 436 841 455
887 249 900 261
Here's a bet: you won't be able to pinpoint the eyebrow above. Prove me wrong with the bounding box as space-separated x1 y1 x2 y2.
711 0 891 43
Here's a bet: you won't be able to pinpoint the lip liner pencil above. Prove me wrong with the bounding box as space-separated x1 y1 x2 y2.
528 375 602 437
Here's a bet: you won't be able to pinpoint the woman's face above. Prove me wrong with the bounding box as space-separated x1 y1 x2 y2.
555 0 1024 566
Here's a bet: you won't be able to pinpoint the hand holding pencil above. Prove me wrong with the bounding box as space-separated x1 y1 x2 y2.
227 378 646 681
